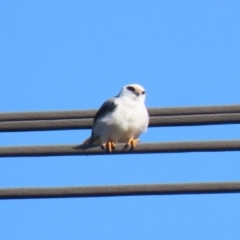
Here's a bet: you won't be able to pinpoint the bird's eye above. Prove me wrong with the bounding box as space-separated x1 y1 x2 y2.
142 91 145 95
127 86 135 92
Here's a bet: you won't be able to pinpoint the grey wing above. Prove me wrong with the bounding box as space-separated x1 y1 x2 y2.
88 98 118 143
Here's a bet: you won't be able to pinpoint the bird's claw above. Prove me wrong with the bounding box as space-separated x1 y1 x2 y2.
126 138 140 148
101 141 116 152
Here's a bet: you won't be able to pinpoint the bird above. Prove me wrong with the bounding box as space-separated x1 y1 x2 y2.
83 84 149 152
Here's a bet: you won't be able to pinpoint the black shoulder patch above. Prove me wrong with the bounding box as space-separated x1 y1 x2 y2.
93 99 117 124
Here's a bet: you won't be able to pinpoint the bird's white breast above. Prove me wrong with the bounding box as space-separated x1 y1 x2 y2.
97 97 149 143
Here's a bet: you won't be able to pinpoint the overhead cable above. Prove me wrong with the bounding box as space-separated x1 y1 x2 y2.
1 140 240 157
1 182 240 200
1 113 240 132
1 104 240 122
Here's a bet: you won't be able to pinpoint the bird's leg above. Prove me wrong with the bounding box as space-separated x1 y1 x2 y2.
101 140 116 152
126 138 140 148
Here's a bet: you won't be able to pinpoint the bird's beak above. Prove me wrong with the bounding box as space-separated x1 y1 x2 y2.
134 89 141 96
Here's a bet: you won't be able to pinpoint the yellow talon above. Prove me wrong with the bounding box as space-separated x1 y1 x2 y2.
127 138 140 148
101 141 116 152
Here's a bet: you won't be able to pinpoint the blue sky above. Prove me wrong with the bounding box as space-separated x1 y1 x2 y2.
1 1 240 239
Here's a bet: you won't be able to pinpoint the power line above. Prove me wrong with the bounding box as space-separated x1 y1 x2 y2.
1 105 240 201
1 113 240 132
1 182 240 200
0 110 95 122
1 104 240 122
1 140 240 157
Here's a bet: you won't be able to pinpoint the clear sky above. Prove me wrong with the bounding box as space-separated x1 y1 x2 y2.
1 1 240 239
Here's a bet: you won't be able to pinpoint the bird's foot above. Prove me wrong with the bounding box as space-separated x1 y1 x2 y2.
101 141 116 152
126 138 140 149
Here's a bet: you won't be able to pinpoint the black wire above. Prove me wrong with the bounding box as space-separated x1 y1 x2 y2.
1 182 240 200
1 104 240 121
1 113 240 132
1 140 240 157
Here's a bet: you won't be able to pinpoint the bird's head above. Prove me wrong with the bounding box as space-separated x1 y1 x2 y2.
118 84 146 103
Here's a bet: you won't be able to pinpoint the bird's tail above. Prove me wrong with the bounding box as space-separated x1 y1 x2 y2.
82 136 100 145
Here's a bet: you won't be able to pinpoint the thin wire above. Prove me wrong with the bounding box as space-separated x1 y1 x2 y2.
1 104 240 122
1 182 240 199
1 113 240 132
1 140 240 157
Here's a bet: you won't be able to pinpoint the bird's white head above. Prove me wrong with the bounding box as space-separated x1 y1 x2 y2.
118 84 146 103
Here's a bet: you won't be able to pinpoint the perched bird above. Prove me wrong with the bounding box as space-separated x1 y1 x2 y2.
83 84 149 152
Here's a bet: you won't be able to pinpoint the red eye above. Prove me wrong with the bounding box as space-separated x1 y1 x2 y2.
127 86 135 92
